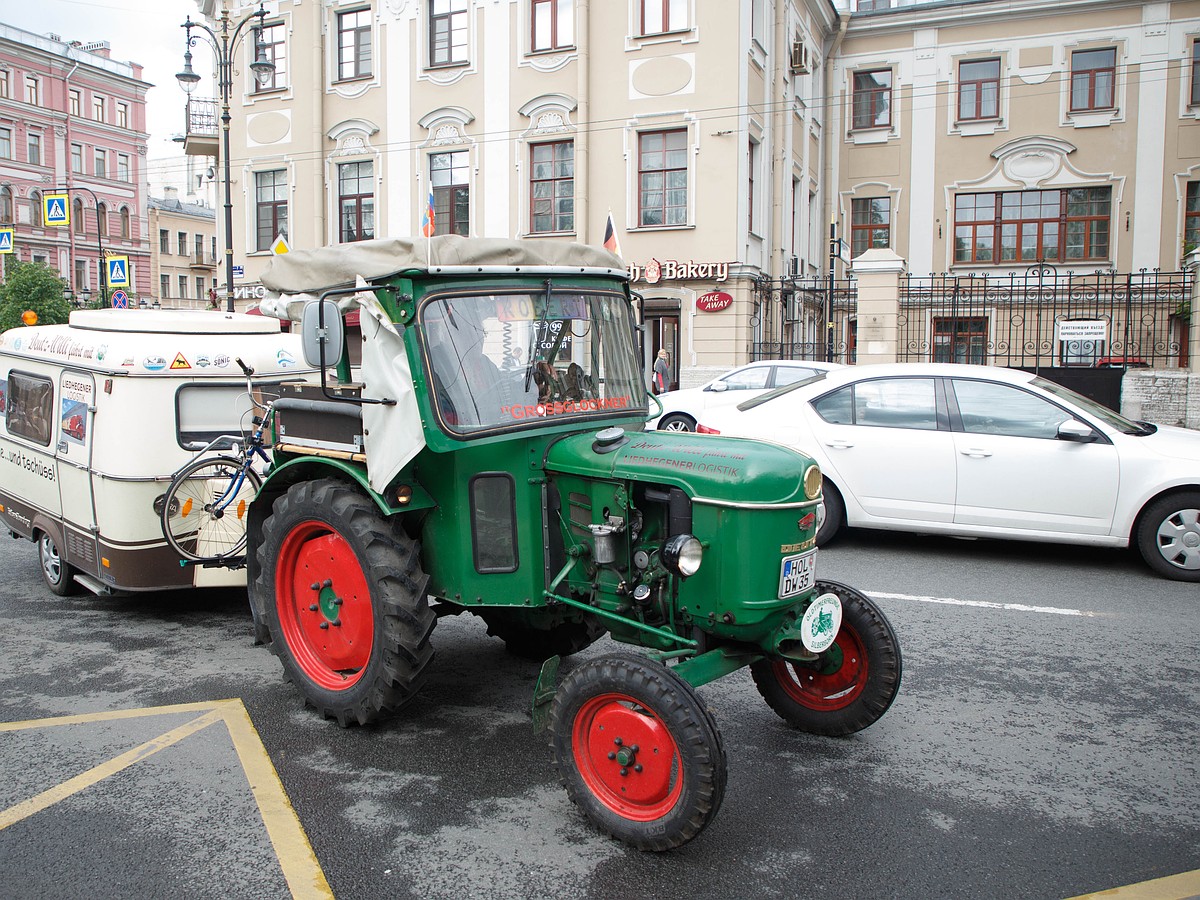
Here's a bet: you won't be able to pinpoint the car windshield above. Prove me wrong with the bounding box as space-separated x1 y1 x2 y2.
1031 376 1151 434
736 371 830 411
421 289 645 434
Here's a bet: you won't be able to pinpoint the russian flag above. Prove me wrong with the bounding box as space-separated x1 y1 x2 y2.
421 186 436 237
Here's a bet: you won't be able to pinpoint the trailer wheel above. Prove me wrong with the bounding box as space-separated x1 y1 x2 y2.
549 652 727 851
38 531 78 597
252 478 435 726
479 610 605 660
751 580 901 736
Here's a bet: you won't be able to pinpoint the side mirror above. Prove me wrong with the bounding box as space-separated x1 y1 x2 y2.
1057 420 1097 443
708 382 728 393
300 298 344 369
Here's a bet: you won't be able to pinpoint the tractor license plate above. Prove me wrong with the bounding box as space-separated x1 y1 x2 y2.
778 550 816 599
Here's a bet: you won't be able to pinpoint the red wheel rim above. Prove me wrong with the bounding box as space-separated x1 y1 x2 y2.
572 693 682 821
275 520 374 691
773 623 868 711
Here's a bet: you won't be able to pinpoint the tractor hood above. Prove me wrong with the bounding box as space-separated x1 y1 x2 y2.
545 429 816 506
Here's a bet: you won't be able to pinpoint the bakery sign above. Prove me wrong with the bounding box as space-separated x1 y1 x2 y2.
696 291 733 312
628 258 731 285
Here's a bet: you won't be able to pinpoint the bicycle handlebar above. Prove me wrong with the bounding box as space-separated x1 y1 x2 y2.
236 357 254 377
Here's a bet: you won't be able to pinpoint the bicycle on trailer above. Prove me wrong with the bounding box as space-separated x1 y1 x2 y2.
159 358 275 563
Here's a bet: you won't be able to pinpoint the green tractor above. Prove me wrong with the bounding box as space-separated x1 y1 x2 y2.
247 236 901 851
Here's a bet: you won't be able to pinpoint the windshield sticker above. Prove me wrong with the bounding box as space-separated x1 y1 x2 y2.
503 396 632 420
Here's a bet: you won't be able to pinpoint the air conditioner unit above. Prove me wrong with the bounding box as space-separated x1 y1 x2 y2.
789 40 811 75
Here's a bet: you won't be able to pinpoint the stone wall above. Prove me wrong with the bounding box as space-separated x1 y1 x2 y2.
1121 371 1200 430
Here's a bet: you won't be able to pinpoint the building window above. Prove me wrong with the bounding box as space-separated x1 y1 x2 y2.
0 70 8 100
430 150 469 236
640 0 687 36
1070 48 1116 112
853 69 892 129
94 149 106 178
255 170 288 251
24 76 39 106
177 231 188 255
97 203 108 237
160 275 170 298
195 276 205 300
0 186 10 222
194 234 204 260
430 0 468 67
69 88 80 115
27 132 41 166
958 58 1000 121
74 258 87 291
73 199 85 234
117 154 130 182
254 22 287 92
638 129 687 227
337 8 372 80
851 198 891 256
529 141 573 234
1191 39 1200 106
30 191 42 226
117 101 129 128
1185 182 1200 257
338 160 375 243
953 188 1112 264
159 229 170 253
0 127 9 159
92 95 106 122
531 0 572 52
120 207 130 239
747 140 758 233
933 317 988 364
71 143 83 173
179 275 188 300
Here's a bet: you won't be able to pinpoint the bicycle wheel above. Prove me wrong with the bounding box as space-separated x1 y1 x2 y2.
161 455 262 562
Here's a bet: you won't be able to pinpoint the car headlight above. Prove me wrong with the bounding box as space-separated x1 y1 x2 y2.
803 464 822 500
662 534 703 577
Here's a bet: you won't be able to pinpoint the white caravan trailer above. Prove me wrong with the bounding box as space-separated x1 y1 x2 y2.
0 308 316 595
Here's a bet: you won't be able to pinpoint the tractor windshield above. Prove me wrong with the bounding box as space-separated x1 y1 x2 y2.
421 289 646 434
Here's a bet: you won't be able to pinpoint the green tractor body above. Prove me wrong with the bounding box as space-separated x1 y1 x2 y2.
246 236 901 851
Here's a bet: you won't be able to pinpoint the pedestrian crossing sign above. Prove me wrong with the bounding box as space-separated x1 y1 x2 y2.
0 227 12 254
44 193 70 227
107 255 130 288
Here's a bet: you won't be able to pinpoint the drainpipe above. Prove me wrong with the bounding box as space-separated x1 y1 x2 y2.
821 13 849 281
311 3 324 246
63 50 80 290
576 0 590 244
771 0 788 280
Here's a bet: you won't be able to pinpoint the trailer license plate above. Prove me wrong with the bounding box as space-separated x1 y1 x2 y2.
778 550 816 599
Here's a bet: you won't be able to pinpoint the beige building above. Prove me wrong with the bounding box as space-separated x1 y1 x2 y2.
147 187 218 308
180 0 1200 385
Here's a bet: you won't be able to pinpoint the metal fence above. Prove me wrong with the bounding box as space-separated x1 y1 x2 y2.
750 266 1192 370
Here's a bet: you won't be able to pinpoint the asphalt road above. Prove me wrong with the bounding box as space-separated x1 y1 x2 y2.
0 527 1197 900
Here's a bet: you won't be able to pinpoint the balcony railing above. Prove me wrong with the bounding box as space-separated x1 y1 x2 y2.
184 97 218 137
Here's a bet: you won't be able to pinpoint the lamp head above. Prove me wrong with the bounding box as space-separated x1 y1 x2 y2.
176 49 201 95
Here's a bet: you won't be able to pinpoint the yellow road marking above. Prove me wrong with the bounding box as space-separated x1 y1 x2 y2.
0 700 332 900
1065 869 1200 900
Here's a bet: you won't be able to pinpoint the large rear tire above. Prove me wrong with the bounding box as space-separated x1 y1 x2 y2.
251 478 435 726
751 580 901 736
549 652 727 851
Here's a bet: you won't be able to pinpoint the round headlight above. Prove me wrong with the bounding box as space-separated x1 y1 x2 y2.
803 464 822 501
662 534 703 577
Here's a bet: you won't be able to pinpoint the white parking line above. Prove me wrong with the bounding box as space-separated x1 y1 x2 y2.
868 590 1099 617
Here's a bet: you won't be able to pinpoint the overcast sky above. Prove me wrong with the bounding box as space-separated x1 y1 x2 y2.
3 0 212 162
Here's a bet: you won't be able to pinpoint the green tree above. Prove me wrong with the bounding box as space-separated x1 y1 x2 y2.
0 259 71 331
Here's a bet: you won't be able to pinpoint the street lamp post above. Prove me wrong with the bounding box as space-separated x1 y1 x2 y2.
176 3 275 314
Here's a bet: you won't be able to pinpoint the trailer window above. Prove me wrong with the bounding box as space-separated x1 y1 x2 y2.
176 382 284 449
6 372 54 446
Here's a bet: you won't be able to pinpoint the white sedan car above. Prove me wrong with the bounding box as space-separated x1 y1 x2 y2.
648 359 843 432
697 363 1200 582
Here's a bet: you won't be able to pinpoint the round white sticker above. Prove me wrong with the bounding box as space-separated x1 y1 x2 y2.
800 592 842 654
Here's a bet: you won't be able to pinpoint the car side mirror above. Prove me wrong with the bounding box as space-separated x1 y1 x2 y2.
708 382 728 393
1057 420 1097 443
300 298 344 369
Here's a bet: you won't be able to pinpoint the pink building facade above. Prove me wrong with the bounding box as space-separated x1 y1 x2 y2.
0 21 151 302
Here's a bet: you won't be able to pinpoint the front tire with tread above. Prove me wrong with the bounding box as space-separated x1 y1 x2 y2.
549 652 727 851
251 478 435 726
1135 490 1200 582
